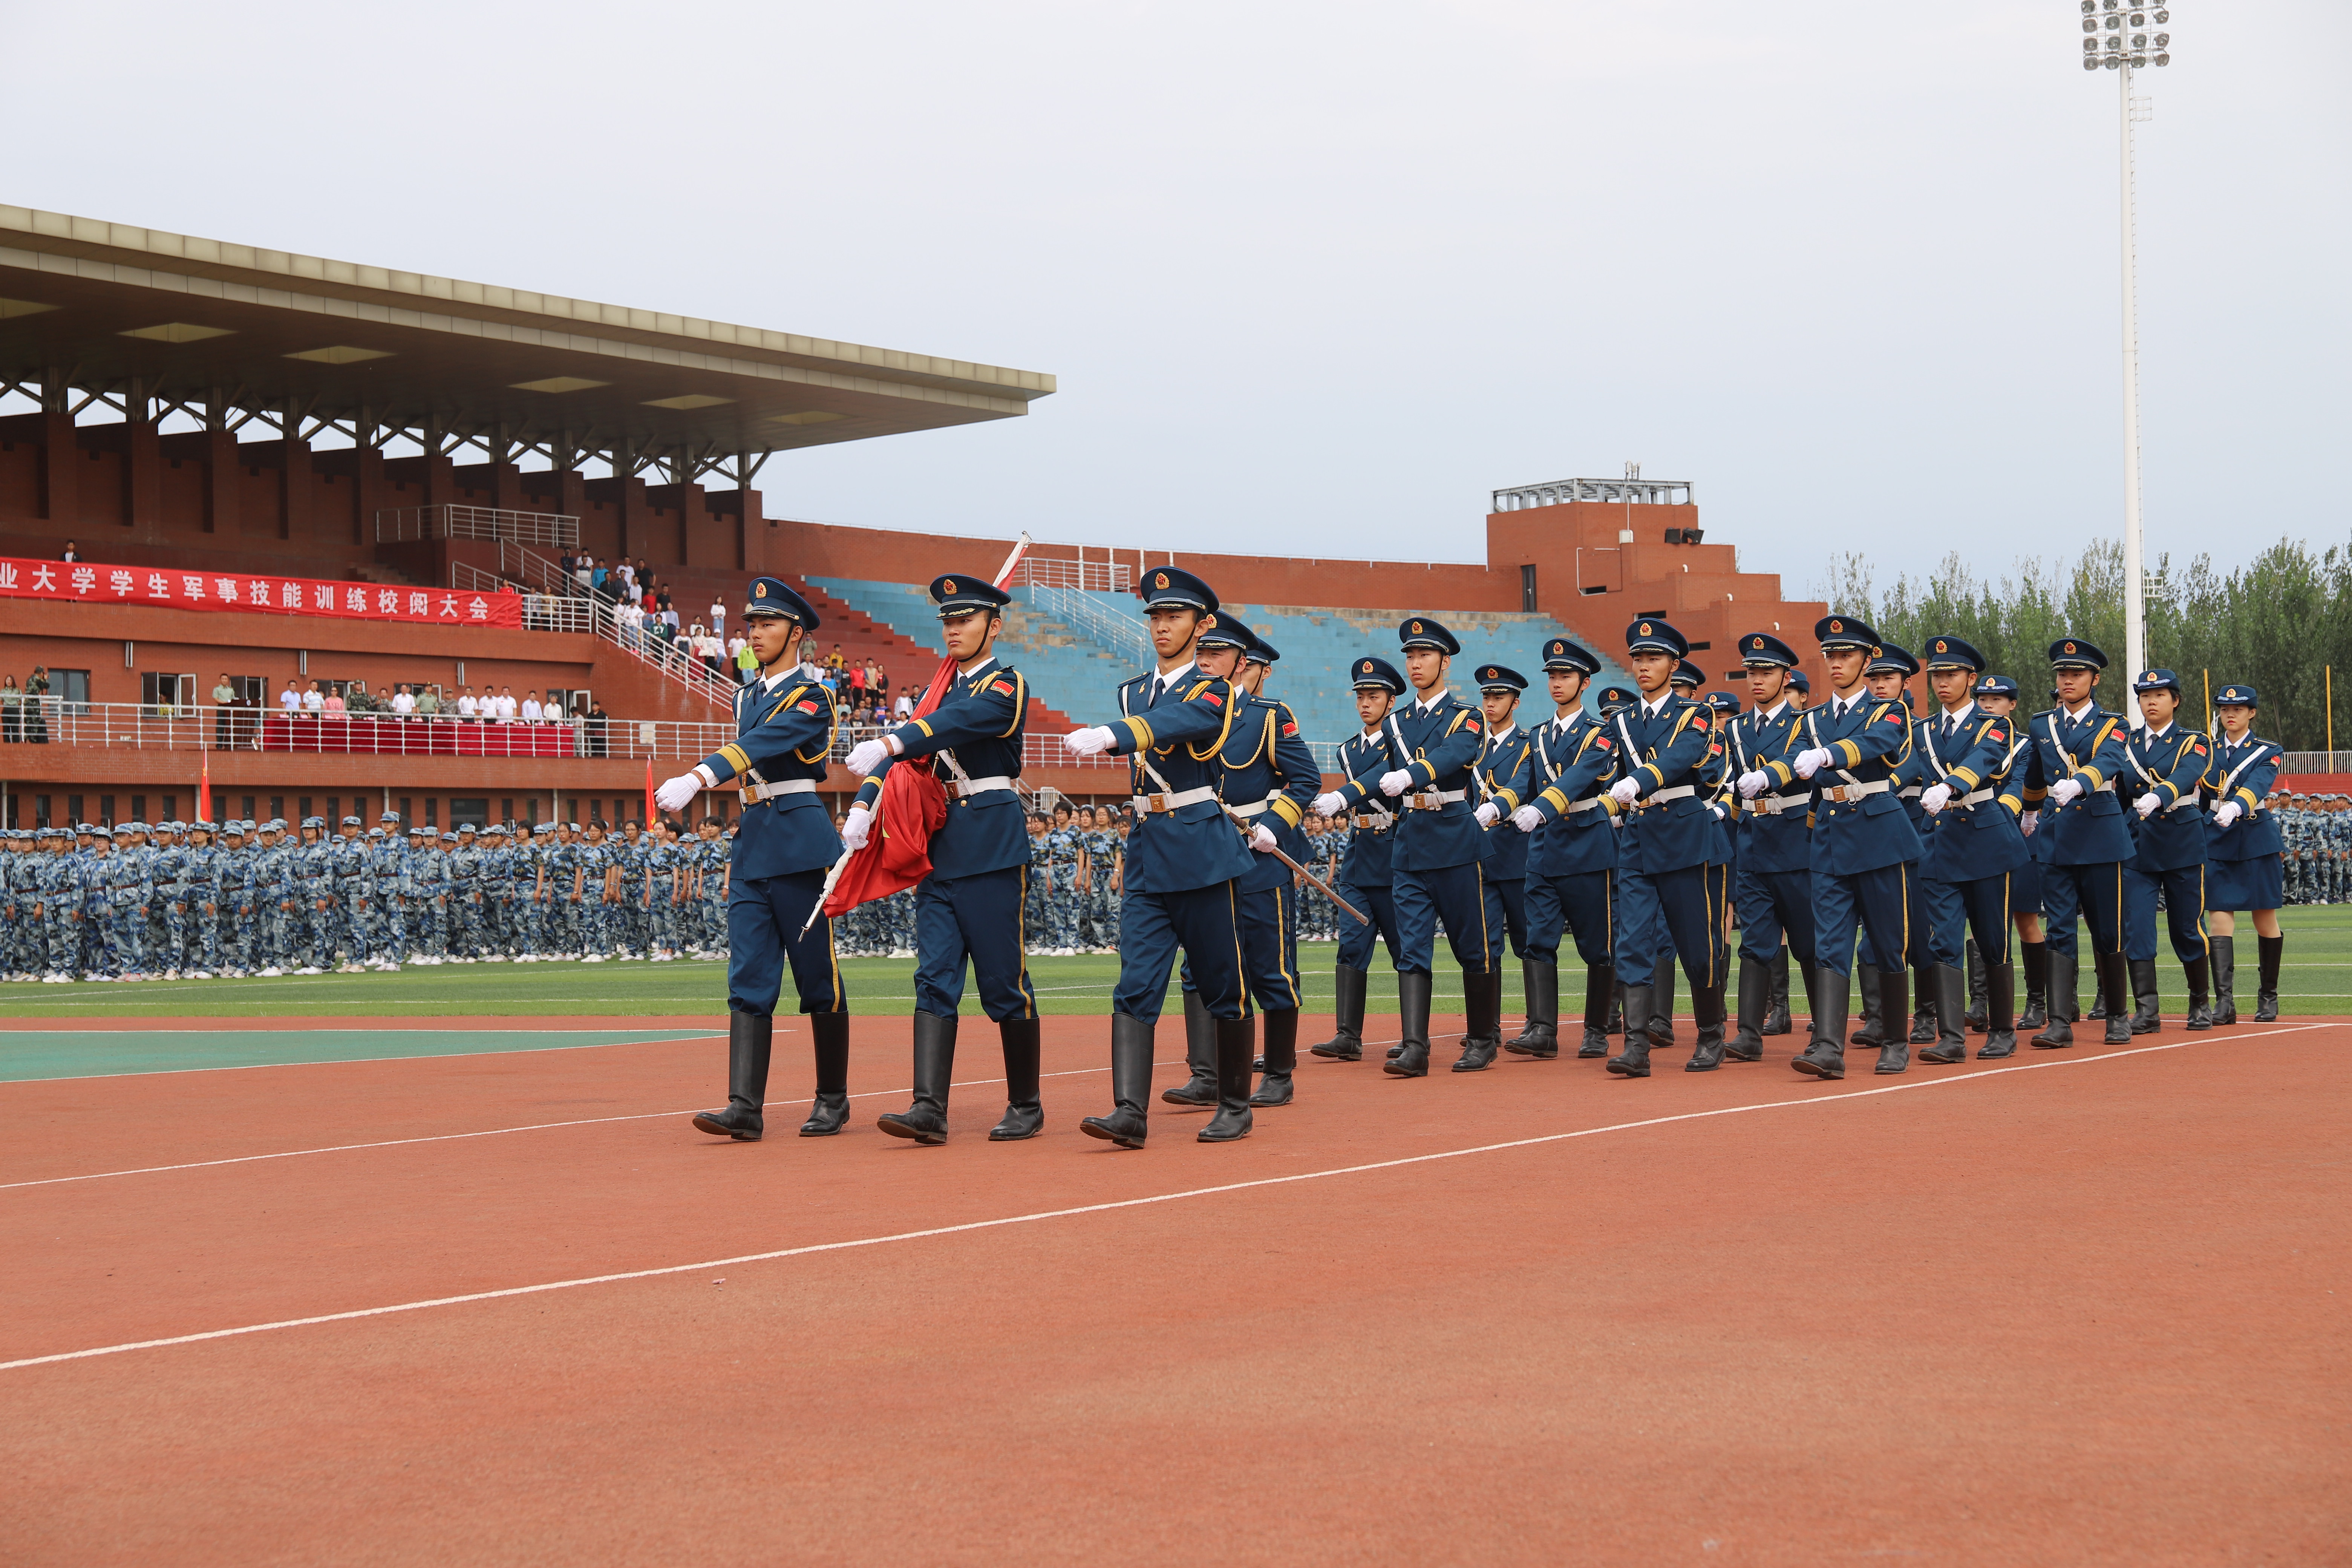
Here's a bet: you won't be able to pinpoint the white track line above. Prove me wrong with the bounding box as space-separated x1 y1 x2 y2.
1 1023 2324 1374
3 1031 730 1086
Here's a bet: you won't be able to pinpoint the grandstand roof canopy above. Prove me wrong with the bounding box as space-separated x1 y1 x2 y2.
0 206 1054 483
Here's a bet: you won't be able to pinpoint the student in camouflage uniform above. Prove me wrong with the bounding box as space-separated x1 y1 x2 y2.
1024 813 1053 949
695 817 730 957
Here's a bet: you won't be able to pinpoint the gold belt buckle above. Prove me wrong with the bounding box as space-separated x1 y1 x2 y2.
1827 785 1847 803
1147 792 1167 813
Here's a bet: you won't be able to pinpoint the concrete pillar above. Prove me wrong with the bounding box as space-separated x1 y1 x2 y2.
123 381 162 540
279 409 312 545
38 369 77 525
202 428 237 535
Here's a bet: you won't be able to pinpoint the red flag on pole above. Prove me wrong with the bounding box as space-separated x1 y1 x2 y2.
645 754 656 828
197 747 212 825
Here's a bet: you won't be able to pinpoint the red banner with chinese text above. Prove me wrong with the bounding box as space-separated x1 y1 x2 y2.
0 556 522 628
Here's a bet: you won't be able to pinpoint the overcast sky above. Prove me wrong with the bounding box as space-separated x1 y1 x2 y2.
11 0 2346 597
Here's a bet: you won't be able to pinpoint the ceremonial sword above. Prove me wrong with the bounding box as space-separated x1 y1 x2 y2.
1225 806 1367 925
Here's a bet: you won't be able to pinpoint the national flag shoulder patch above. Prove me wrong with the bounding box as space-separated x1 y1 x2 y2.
2191 741 2207 756
1282 721 1298 737
1199 691 1223 707
1690 712 1710 730
1466 716 1482 733
990 678 1015 695
1595 735 1613 750
1882 710 1904 724
797 700 821 714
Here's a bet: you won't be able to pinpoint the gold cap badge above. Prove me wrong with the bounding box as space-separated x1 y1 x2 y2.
754 582 767 597
1639 622 1653 636
1155 571 1169 590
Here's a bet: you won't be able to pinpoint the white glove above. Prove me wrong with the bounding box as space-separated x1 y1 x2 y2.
1063 725 1116 756
1379 769 1414 798
1793 747 1833 779
844 737 891 776
2135 792 2161 819
654 772 702 813
839 804 873 851
2019 809 2038 838
1474 802 1501 827
1737 769 1771 799
1919 782 1952 815
2213 801 2243 828
1511 805 1544 833
1249 824 1278 853
1709 802 1727 820
1313 791 1348 817
2048 778 2085 807
1610 777 1642 806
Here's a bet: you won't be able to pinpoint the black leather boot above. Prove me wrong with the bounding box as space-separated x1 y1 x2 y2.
1607 979 1625 1035
1080 1013 1155 1148
1763 949 1793 1036
2256 934 2283 1021
2210 934 2237 1025
1978 960 2018 1058
1684 980 1729 1071
1505 958 1559 1058
1964 938 1989 1032
1251 1008 1298 1106
1608 984 1654 1077
2032 952 2077 1048
1648 956 1679 1046
692 1011 772 1140
2100 953 2134 1044
990 1017 1045 1139
2128 957 2162 1035
801 1012 852 1135
1453 967 1504 1071
1799 962 1824 1050
2017 939 2049 1030
1850 963 1883 1047
2087 968 2109 1019
2182 957 2214 1032
1874 966 1911 1075
1793 969 1850 1080
878 1010 957 1143
1908 966 1939 1044
1163 988 1219 1106
1727 956 1769 1062
1200 1014 1256 1141
1384 970 1434 1077
1920 965 1969 1063
1311 963 1368 1060
1577 966 1614 1057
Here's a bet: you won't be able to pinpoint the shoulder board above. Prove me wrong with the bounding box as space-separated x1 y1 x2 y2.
765 683 814 723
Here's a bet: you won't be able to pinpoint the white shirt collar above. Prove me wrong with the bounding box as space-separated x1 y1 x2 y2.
1940 700 1976 727
1154 659 1196 693
1414 686 1447 713
1755 698 1789 722
2064 698 2097 722
1488 722 1515 744
959 654 997 680
2146 720 2174 740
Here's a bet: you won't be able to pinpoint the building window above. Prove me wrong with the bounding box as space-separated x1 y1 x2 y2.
270 796 284 823
1520 564 1537 612
591 799 606 827
242 795 256 822
100 795 116 827
160 795 176 824
132 795 146 824
299 797 312 822
34 795 51 828
67 795 83 825
398 797 412 829
424 798 438 828
450 799 489 832
501 798 514 826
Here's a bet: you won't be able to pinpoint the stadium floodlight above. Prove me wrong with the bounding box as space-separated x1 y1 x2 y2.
2078 3 2174 713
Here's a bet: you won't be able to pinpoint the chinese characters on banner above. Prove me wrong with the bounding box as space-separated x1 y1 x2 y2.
0 557 523 628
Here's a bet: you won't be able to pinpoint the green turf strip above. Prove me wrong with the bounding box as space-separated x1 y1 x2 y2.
0 1028 719 1083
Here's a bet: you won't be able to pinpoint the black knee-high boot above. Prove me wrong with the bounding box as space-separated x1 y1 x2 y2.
1920 965 1969 1063
1965 939 1989 1032
1311 963 1368 1060
1505 958 1559 1058
1080 1013 1155 1148
693 1011 772 1140
2032 952 2077 1048
1874 967 1911 1075
1609 983 1654 1077
2210 934 2237 1026
1763 949 1793 1036
1200 1014 1256 1141
1648 956 1678 1046
1164 988 1219 1105
2256 934 2283 1021
1577 966 1614 1057
1607 978 1625 1035
1727 955 1769 1063
1793 969 1850 1080
2100 952 2134 1044
1850 963 1884 1047
2182 956 2214 1031
2129 958 2162 1035
802 1012 851 1136
1453 968 1504 1072
1251 1008 1298 1106
1385 971 1434 1077
878 1010 958 1144
2017 939 2049 1029
991 1017 1044 1140
1978 960 2018 1058
1909 965 1939 1044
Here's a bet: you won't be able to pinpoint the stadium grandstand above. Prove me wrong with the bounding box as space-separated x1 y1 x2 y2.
0 204 1830 826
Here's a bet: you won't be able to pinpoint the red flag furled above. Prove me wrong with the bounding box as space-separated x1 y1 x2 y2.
645 755 655 828
198 747 212 825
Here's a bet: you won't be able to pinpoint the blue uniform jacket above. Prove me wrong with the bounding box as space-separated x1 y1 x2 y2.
1331 688 1491 874
855 655 1031 879
697 670 844 881
1217 693 1319 896
1523 710 1624 878
2122 724 2216 873
1762 692 1920 876
1473 724 1536 881
1724 701 1813 874
1604 692 1722 875
1108 666 1256 894
1330 730 1397 888
2205 734 2283 860
2020 703 2136 866
1912 704 2030 884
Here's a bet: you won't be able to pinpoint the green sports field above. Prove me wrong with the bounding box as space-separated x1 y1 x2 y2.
5 908 2350 1019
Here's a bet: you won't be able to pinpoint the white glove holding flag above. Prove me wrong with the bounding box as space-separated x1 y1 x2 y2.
1610 777 1642 806
1379 769 1414 798
1313 791 1348 817
2048 778 2085 807
1511 805 1544 833
1918 782 1952 815
2135 791 2162 819
1475 802 1501 827
655 772 703 813
1738 769 1770 799
844 737 892 777
1249 824 1278 853
1063 726 1116 757
840 804 873 850
2213 801 2243 828
1793 747 1833 779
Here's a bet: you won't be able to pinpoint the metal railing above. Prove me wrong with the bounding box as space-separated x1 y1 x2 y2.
592 600 739 710
2277 753 2352 777
1017 555 1133 593
1017 581 1150 666
374 504 580 548
502 538 582 598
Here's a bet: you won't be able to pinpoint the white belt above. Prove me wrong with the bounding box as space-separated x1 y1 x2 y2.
1134 785 1217 815
1899 786 1922 800
1631 785 1695 808
1753 792 1810 815
1404 789 1467 811
1351 812 1391 830
1228 798 1274 819
1959 788 1996 808
1564 795 1611 815
744 778 815 802
954 775 1014 798
1820 780 1890 803
2162 793 2200 815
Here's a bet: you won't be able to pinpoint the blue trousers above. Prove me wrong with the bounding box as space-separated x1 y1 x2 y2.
727 869 847 1018
1182 880 1301 1011
1491 877 1529 960
2009 857 2044 916
2125 862 2211 965
1811 861 1913 978
1925 872 2013 968
912 865 1038 1022
1613 862 1729 988
1335 880 1402 971
1524 870 1614 966
1392 862 1503 976
1735 865 1817 966
2042 859 2124 959
1113 880 1245 1023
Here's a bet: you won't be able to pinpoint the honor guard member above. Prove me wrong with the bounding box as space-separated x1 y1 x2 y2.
2018 639 2134 1049
1062 567 1260 1146
1505 636 1622 1060
1972 675 2048 1029
1312 616 1505 1078
1309 657 1410 1063
1908 637 2032 1061
1744 616 1922 1079
1856 645 1936 1053
658 576 853 1142
1592 618 1730 1077
2204 684 2283 1023
839 572 1045 1145
1468 663 1538 1069
1159 619 1318 1105
2119 669 2217 1032
1724 632 1821 1064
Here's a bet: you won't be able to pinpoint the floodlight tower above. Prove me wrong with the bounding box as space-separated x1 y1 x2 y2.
2081 0 2172 712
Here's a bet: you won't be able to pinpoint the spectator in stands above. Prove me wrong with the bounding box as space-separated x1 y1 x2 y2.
391 683 416 718
1 674 20 743
456 685 479 721
416 684 441 718
545 693 567 722
522 690 544 724
868 660 888 703
211 673 238 748
729 631 753 685
23 667 48 743
280 680 302 715
346 681 376 714
893 690 914 721
571 554 592 593
61 540 79 563
498 686 519 721
826 643 846 677
616 560 636 603
591 559 611 601
634 558 652 600
586 699 610 758
303 681 326 715
323 684 346 715
655 585 677 631
709 596 726 639
848 659 867 706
